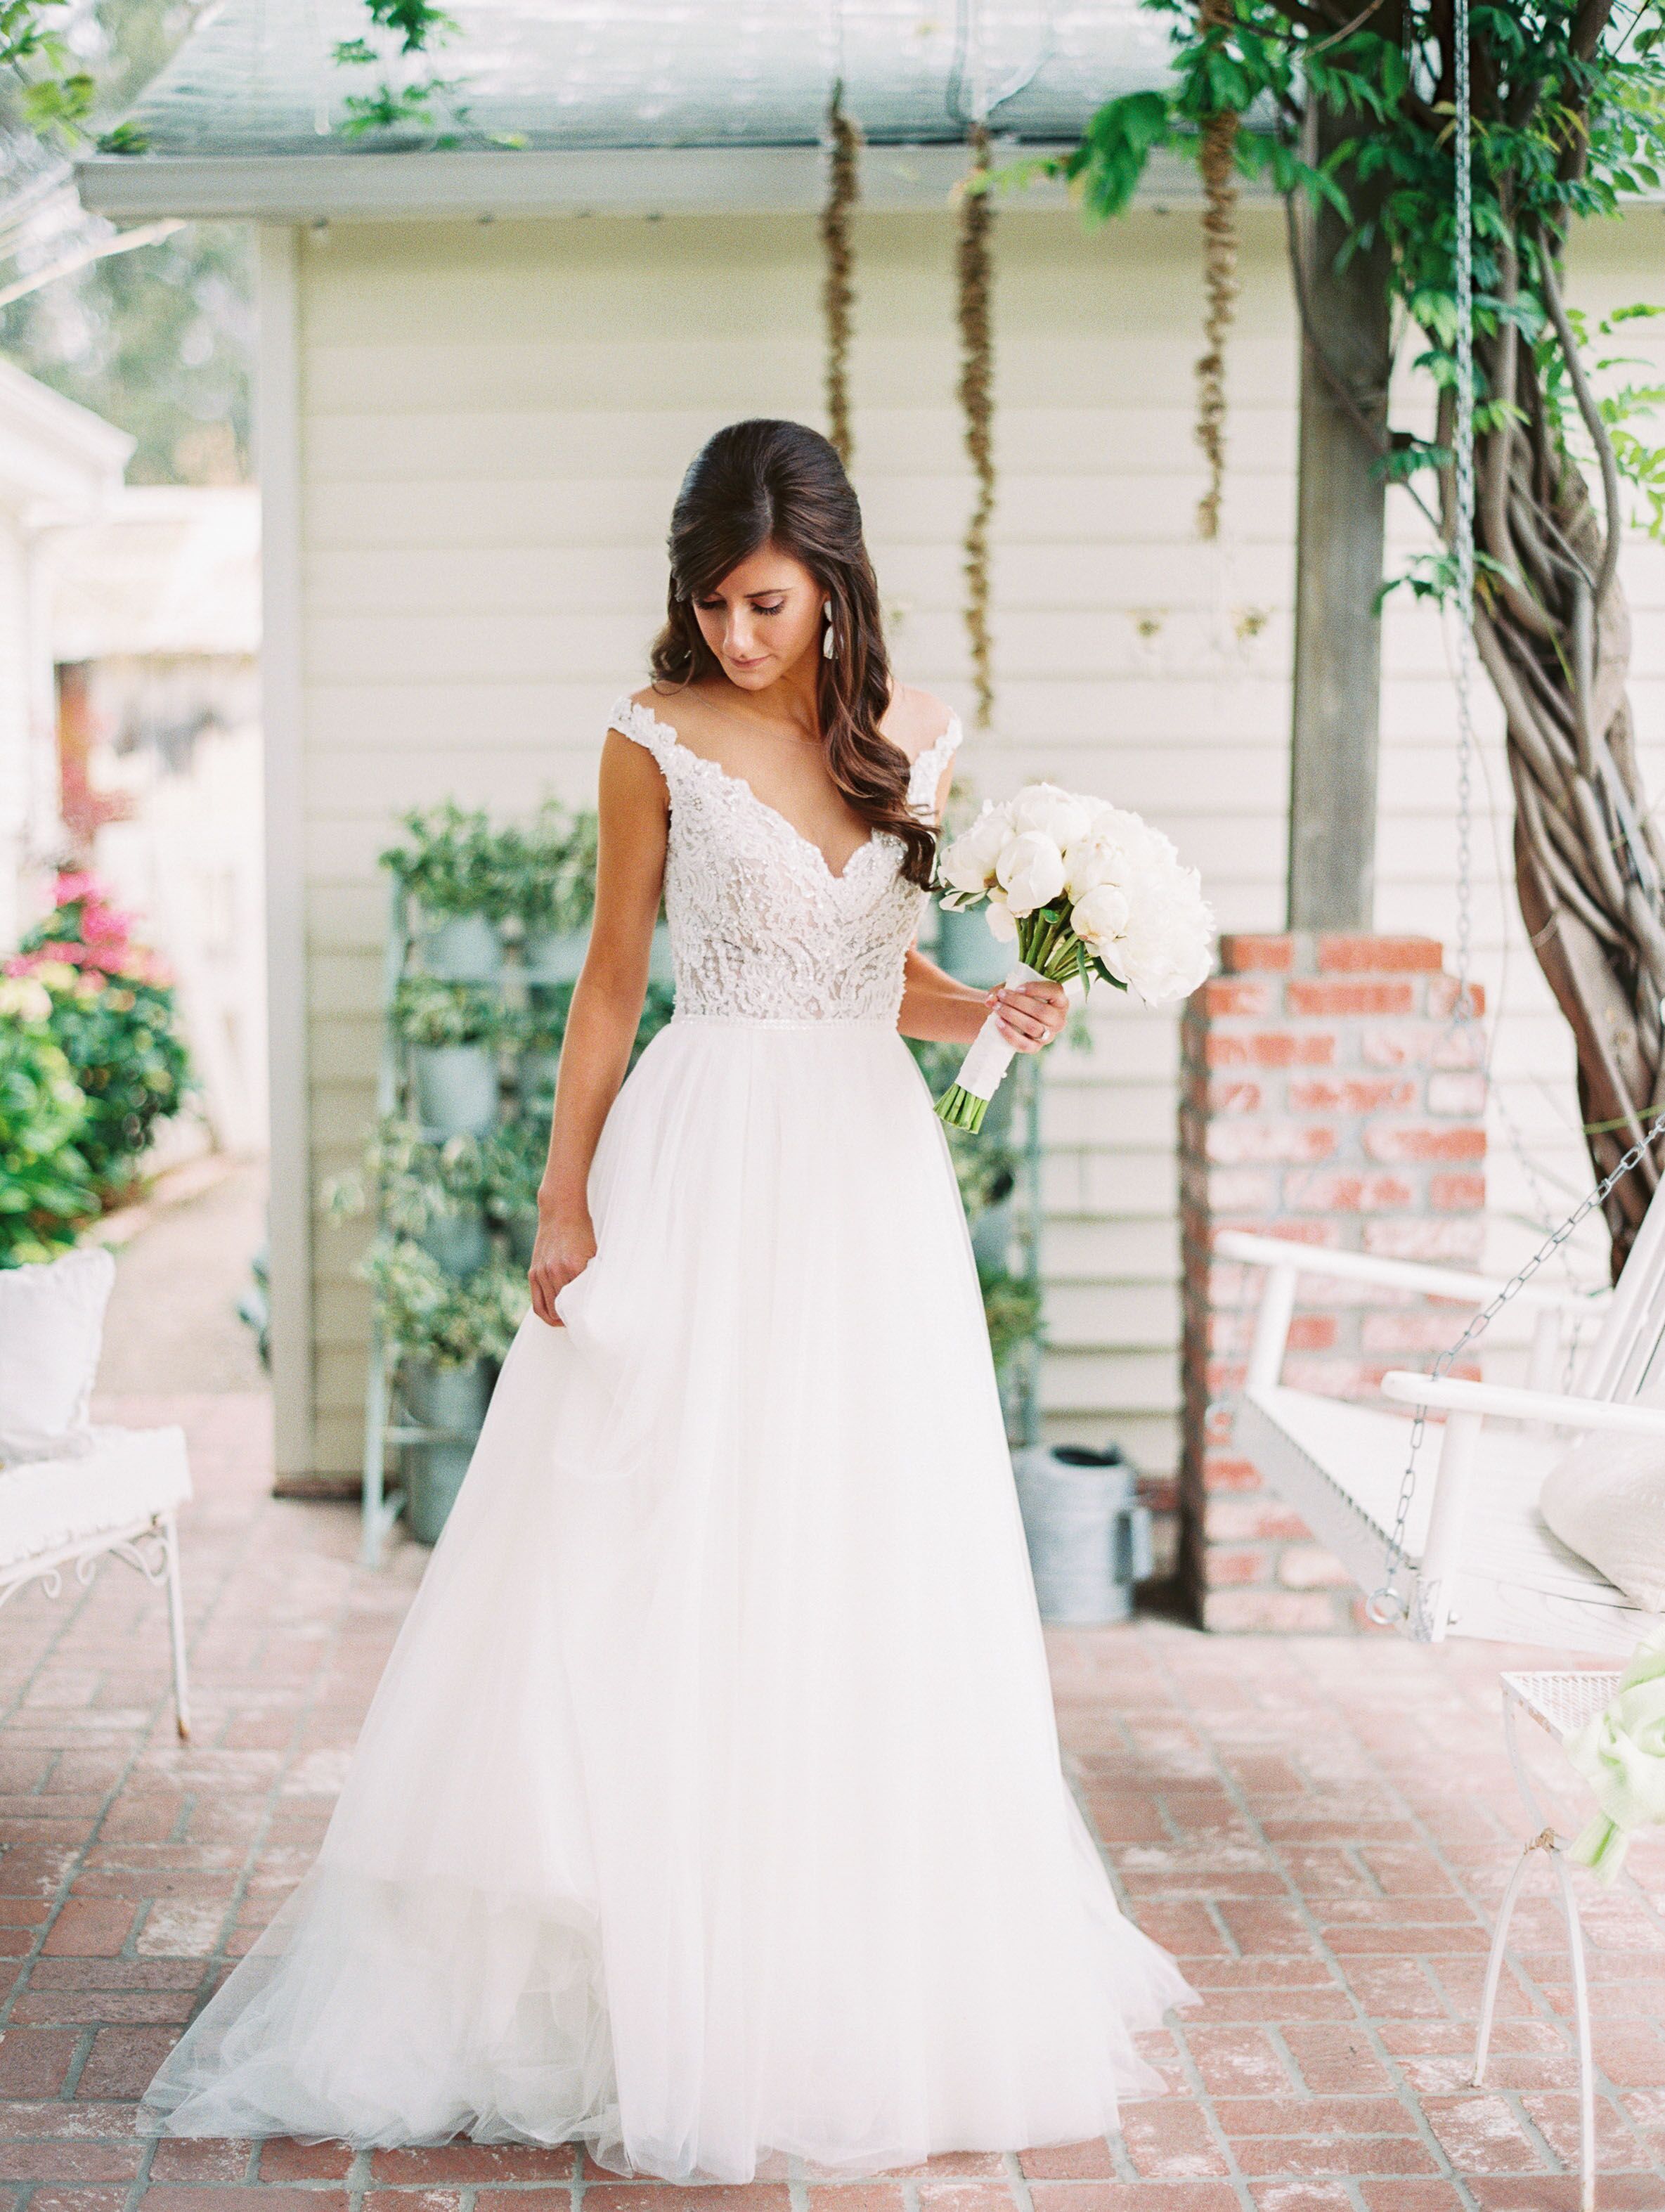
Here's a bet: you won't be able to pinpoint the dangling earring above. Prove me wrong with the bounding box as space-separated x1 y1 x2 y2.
822 598 836 659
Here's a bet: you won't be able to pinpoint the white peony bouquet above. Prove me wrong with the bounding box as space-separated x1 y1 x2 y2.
933 782 1215 1132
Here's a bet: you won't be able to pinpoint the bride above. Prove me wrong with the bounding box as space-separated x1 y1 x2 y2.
139 418 1198 2181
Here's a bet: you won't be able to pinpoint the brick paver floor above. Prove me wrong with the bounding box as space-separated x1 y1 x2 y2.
4 1390 1664 2212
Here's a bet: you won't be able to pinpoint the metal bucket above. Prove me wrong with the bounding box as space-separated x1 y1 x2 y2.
419 1210 491 1279
402 1360 492 1544
1011 1442 1153 1624
418 910 502 981
412 1044 499 1137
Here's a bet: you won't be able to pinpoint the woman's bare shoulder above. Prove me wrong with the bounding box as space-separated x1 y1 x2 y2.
882 684 957 764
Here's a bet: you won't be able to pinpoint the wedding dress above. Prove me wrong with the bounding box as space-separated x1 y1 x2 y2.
138 692 1198 2181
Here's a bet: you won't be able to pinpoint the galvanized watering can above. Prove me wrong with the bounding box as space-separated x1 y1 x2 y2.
1011 1443 1153 1625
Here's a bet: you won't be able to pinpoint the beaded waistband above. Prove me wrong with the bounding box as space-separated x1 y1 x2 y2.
668 1012 897 1032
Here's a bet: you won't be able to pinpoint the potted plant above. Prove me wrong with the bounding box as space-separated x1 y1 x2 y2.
951 1127 1020 1276
357 1238 527 1542
326 1117 492 1279
510 801 598 982
479 1120 547 1266
979 1264 1044 1432
394 977 507 1137
381 804 510 980
515 986 571 1111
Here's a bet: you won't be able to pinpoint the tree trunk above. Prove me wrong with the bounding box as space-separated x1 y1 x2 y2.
1287 99 1394 930
1465 279 1665 1274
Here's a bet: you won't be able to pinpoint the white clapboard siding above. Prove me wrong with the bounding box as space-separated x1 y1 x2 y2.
292 198 1665 1477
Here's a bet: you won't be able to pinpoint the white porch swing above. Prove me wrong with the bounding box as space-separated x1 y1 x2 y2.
1222 22 1657 2197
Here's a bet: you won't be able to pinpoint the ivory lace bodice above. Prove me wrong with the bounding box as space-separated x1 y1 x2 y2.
609 692 963 1025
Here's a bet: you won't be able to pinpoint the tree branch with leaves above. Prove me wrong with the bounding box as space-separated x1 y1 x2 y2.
3 0 503 151
1046 0 1665 1272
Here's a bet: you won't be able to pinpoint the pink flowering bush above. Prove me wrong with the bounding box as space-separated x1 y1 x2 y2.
8 873 191 1202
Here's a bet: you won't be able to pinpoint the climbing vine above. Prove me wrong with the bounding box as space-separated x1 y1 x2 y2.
821 81 860 467
1046 0 1665 1271
957 122 997 730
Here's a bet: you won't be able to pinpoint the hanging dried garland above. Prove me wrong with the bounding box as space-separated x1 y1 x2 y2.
1193 0 1239 540
821 81 861 466
957 121 996 728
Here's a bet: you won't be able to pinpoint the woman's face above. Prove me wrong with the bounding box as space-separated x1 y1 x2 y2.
690 542 824 690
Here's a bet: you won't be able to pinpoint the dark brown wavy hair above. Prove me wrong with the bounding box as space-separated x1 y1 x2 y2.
649 418 936 888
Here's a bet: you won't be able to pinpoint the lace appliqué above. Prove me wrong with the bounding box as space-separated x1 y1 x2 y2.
609 692 963 1026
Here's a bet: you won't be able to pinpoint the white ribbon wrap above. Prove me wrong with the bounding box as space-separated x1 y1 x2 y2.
952 959 1044 1103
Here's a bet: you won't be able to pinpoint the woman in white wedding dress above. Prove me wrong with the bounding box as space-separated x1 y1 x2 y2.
138 419 1198 2182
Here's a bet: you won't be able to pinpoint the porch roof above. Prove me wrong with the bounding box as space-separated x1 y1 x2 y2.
73 0 1205 224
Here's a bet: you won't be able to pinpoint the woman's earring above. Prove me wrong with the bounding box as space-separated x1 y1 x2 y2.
822 598 835 659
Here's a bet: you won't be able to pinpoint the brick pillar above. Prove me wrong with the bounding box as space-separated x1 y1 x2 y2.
1179 933 1486 1631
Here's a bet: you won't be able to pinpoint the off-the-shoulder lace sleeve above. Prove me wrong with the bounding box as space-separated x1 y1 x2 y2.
907 713 964 821
608 692 679 773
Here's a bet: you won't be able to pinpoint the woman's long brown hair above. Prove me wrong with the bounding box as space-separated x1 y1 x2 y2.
648 418 937 889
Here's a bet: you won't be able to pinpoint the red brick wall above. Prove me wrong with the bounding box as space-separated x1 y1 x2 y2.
1178 932 1486 1631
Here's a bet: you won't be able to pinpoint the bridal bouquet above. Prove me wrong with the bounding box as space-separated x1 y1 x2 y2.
933 783 1215 1132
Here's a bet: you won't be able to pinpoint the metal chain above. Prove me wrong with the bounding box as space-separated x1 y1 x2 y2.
1366 1101 1665 1624
1367 0 1629 1624
1449 0 1477 1032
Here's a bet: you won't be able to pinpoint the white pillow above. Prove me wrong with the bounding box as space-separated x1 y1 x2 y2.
1540 1436 1665 1612
0 1246 117 1467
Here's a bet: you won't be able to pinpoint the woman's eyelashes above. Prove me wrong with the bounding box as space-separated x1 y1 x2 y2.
698 599 786 616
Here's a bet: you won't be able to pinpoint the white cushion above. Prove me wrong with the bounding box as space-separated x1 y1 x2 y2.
1541 1436 1665 1612
0 1246 117 1466
0 1425 190 1570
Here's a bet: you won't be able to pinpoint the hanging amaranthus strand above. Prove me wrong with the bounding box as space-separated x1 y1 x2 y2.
957 122 996 727
1193 0 1240 541
821 80 861 465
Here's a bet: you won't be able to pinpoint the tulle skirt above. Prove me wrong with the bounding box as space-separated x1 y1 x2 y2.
138 1014 1198 2180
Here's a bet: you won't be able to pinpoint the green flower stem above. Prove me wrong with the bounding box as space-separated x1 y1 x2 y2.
934 1082 990 1134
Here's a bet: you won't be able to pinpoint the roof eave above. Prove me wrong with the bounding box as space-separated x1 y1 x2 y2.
73 141 1258 224
0 359 134 517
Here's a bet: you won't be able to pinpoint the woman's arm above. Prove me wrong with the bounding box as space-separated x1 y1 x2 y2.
528 728 668 1326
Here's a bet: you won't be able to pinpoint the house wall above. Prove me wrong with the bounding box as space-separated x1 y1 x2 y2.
287 202 1665 1487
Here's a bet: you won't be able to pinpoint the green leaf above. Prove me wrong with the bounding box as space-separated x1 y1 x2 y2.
1070 90 1176 221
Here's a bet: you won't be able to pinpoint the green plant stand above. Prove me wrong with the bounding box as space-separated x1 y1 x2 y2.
356 873 673 1565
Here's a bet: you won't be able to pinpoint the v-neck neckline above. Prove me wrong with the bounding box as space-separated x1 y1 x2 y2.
633 704 888 885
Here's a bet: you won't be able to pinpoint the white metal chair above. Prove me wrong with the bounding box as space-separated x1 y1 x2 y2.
1476 1671 1622 2212
0 1424 193 1738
